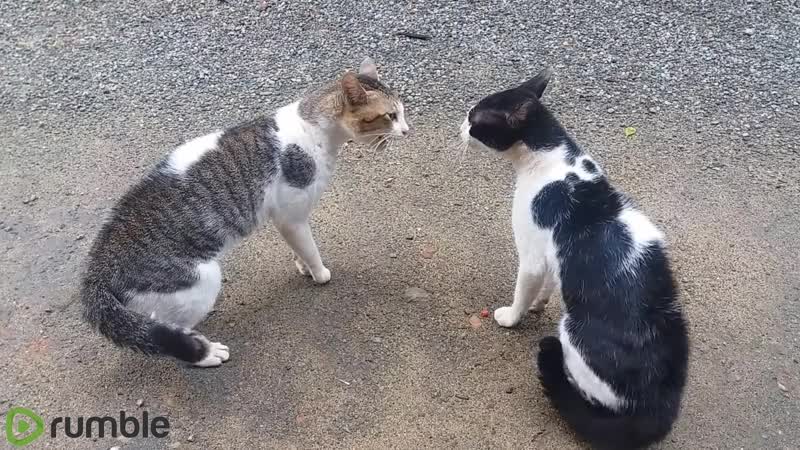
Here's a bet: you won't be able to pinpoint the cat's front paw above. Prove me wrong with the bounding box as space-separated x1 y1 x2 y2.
494 306 521 328
311 267 331 284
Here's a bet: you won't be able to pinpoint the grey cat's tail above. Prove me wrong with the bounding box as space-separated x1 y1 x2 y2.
81 280 209 364
537 337 673 450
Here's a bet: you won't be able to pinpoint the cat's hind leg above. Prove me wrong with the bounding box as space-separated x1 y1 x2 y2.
127 261 230 367
494 263 546 327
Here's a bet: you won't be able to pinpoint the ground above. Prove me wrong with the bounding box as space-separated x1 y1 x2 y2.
2 1 799 449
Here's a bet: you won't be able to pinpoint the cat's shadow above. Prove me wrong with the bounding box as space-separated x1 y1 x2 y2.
103 258 556 408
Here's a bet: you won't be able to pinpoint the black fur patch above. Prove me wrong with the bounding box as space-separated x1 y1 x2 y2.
280 144 316 188
532 180 573 228
565 172 580 184
582 159 597 173
565 142 583 165
150 326 207 363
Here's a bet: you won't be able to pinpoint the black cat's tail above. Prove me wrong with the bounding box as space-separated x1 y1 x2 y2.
81 278 212 364
537 336 671 450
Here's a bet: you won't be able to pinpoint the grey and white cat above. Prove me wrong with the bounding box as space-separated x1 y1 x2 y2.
81 58 409 367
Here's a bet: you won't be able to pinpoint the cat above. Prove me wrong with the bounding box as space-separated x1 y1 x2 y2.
81 58 409 368
460 69 689 449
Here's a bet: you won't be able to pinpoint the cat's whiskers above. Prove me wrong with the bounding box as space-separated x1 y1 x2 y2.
372 135 391 153
384 136 398 153
449 138 469 168
368 135 384 153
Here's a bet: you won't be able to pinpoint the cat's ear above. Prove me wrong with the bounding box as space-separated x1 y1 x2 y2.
520 68 553 98
358 57 379 80
507 101 533 128
341 72 368 106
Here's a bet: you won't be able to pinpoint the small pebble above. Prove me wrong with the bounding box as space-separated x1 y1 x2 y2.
420 243 437 258
468 315 482 329
404 286 430 300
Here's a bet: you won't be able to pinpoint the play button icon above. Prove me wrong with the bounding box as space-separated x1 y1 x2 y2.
5 407 44 447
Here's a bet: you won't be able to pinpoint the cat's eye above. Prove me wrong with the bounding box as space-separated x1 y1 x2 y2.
387 112 397 121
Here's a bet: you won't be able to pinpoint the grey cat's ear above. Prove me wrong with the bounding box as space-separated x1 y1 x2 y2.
521 68 553 98
341 71 368 105
358 57 379 80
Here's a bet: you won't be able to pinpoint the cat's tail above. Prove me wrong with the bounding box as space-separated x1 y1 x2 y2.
536 336 672 450
81 278 223 366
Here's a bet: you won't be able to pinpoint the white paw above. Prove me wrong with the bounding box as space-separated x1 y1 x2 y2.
194 342 230 368
311 267 331 284
494 307 521 328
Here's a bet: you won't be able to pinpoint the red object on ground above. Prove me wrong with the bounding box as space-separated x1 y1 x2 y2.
480 308 490 318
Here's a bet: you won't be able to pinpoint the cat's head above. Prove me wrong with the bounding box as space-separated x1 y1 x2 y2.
460 68 553 153
338 58 410 146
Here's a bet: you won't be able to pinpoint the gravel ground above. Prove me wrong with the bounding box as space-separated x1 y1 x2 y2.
2 1 799 448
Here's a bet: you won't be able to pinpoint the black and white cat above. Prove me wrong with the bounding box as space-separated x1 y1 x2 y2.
81 58 409 367
461 70 689 449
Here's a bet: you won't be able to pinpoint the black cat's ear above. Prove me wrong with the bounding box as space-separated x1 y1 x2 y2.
520 68 553 98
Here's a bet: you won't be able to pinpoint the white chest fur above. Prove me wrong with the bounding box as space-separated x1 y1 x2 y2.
266 102 343 223
509 145 574 264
